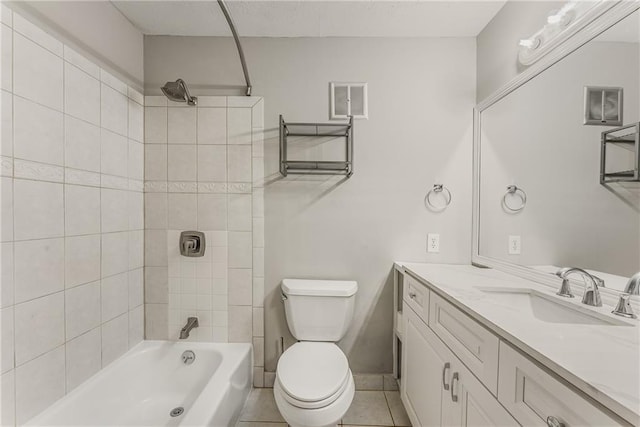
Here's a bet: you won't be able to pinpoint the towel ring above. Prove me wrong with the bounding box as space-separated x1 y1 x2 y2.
425 184 452 212
502 185 527 213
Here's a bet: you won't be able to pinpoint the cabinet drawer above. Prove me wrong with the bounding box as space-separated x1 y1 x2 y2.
498 342 623 426
403 274 430 323
428 292 499 394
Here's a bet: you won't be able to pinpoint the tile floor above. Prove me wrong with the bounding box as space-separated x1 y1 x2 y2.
238 388 412 427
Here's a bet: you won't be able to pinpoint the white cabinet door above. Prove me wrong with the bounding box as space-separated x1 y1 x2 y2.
498 342 625 426
402 306 449 427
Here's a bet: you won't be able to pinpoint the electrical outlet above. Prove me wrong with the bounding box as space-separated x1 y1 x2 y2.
508 235 521 255
427 233 440 253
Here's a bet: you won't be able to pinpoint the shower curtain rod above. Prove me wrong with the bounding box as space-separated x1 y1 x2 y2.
217 0 252 96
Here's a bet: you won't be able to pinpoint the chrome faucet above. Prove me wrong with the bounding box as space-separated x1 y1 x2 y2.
179 317 199 339
555 267 603 307
612 272 640 319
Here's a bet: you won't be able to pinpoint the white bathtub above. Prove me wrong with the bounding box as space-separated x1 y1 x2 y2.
26 341 252 427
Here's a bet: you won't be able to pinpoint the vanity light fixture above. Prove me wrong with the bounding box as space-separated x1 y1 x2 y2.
518 1 616 66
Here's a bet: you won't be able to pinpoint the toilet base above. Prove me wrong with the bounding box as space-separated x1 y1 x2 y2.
273 374 355 427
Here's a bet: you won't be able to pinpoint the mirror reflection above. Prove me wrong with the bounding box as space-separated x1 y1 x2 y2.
479 10 640 292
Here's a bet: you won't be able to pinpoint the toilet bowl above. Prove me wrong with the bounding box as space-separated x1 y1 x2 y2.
274 342 355 427
274 279 358 427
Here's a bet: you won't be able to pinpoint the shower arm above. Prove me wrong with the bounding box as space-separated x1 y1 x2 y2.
217 0 252 96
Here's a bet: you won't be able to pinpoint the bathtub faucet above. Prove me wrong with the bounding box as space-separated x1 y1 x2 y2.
180 317 199 339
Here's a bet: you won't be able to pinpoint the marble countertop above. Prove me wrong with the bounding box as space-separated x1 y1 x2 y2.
397 262 640 426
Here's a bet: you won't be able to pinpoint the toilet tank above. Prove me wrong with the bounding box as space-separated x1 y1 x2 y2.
281 279 358 342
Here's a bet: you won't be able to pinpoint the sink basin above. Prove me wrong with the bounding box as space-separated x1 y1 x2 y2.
476 287 630 326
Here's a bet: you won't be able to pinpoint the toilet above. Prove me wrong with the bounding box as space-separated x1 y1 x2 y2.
274 279 358 427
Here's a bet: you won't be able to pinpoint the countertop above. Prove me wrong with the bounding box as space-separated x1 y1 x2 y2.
396 262 640 426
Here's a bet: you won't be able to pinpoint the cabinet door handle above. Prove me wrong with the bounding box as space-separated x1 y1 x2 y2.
546 416 565 427
442 362 450 390
408 291 417 299
450 372 459 402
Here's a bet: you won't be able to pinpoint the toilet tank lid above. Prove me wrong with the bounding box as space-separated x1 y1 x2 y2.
282 279 358 297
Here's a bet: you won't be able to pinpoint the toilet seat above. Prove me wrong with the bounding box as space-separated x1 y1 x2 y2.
276 342 350 410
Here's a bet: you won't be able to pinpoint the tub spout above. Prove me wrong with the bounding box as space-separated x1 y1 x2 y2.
179 317 199 339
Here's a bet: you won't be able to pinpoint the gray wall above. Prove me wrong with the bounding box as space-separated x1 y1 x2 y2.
476 1 564 102
6 1 144 88
145 36 476 373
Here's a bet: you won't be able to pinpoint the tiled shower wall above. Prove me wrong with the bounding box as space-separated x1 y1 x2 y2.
0 7 144 425
143 95 265 385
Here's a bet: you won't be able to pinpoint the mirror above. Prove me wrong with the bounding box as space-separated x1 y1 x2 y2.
477 9 640 292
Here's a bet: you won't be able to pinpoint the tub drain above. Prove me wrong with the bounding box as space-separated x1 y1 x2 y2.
170 407 184 417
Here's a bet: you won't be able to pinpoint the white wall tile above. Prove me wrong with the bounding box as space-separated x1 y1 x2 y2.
64 63 100 125
144 230 167 267
64 115 100 172
197 145 227 182
101 188 128 233
197 194 227 231
13 96 64 165
15 346 65 425
14 238 64 304
128 99 144 142
1 306 14 373
228 268 252 306
101 272 128 322
167 193 197 230
65 327 101 392
65 234 100 288
128 140 144 180
101 83 127 136
228 305 252 343
13 13 62 56
13 159 63 183
63 46 99 79
128 305 144 348
228 232 252 268
128 268 143 308
0 242 14 308
144 107 167 143
144 144 167 181
14 292 64 365
101 232 128 277
227 145 252 183
168 108 196 144
144 96 166 107
1 91 12 158
253 307 264 338
65 184 100 236
128 191 144 231
144 193 167 229
101 129 128 177
167 145 197 181
197 108 226 144
128 230 144 269
14 179 63 240
145 303 168 340
228 108 252 145
228 194 252 231
100 69 127 95
127 87 143 105
13 33 63 111
65 281 100 339
253 336 264 366
252 99 264 129
101 313 128 366
1 177 13 242
1 24 12 92
145 266 168 304
0 370 15 426
253 278 264 307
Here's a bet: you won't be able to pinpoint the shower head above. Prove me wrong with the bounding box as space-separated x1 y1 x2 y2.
161 79 197 106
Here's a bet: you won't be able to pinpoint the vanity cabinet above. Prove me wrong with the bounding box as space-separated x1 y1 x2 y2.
397 266 631 427
403 304 518 427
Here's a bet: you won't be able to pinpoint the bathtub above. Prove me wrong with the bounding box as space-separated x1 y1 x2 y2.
26 341 252 427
